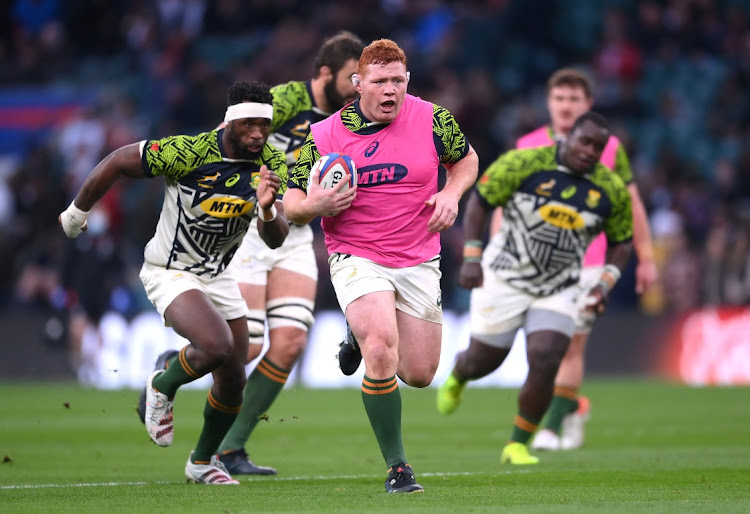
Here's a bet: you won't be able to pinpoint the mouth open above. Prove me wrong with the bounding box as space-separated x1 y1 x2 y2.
381 100 395 110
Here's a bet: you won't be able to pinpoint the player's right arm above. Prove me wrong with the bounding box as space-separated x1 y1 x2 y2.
457 191 491 289
283 132 355 225
58 142 146 237
458 149 525 289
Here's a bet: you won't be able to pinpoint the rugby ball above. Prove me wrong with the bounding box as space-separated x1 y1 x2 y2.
310 153 357 191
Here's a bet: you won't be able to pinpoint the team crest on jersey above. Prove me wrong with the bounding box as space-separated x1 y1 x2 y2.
586 190 601 209
249 171 261 189
535 178 556 197
200 196 255 218
539 203 584 230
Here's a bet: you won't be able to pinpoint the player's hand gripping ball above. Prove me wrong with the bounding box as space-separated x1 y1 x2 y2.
309 153 357 192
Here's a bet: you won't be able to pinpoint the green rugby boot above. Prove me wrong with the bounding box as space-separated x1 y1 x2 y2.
500 442 539 465
437 372 465 415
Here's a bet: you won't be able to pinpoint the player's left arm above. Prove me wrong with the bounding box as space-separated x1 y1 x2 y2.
614 144 658 294
426 105 479 233
584 177 634 315
257 147 289 249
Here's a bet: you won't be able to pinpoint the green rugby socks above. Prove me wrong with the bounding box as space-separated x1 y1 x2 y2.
218 357 289 453
361 375 406 468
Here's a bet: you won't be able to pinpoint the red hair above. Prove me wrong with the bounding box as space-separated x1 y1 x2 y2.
358 39 407 76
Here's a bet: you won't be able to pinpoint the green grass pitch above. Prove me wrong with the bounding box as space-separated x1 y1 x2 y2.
1 379 748 513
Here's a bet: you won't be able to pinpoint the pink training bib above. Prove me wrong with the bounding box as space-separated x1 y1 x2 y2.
312 94 440 267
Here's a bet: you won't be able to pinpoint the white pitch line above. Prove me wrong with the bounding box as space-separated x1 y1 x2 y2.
1 470 529 490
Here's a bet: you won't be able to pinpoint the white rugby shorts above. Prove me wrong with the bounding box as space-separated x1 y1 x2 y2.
329 253 443 324
139 261 248 326
230 222 318 285
469 270 581 348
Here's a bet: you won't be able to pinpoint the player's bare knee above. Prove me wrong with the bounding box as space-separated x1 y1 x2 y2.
284 331 308 359
399 366 436 388
189 332 234 369
214 368 247 399
246 343 263 363
208 338 235 367
227 367 248 392
527 346 564 377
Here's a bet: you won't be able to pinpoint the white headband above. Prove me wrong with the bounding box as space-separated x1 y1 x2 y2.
224 102 273 122
351 71 410 86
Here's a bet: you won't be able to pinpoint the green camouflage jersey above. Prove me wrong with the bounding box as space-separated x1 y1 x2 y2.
268 80 330 165
477 145 633 296
288 99 469 191
140 129 287 277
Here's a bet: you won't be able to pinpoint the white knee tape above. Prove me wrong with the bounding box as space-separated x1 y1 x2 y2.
266 297 315 331
246 309 266 345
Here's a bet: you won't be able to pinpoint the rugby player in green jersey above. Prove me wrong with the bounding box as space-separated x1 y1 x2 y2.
60 81 289 484
215 32 365 476
437 112 633 465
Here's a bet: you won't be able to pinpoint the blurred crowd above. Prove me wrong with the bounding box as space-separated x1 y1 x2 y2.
2 0 750 351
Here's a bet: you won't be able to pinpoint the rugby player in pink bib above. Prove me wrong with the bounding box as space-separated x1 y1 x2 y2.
284 38 478 493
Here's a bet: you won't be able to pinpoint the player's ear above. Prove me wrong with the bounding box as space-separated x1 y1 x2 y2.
320 65 334 83
406 71 410 83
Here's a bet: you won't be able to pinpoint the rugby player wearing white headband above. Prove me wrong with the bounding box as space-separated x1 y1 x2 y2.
60 81 289 485
214 31 366 478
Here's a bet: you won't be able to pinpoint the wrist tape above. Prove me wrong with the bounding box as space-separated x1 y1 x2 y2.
258 203 277 222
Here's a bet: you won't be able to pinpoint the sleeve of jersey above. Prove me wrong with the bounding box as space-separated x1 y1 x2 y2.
270 82 302 133
603 180 634 245
288 132 321 192
264 145 289 195
433 105 470 164
614 143 634 185
141 133 212 181
475 150 525 209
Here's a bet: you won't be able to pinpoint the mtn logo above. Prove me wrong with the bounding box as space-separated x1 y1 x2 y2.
200 196 255 218
356 163 407 188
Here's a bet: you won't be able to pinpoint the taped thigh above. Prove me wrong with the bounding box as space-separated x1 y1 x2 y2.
266 297 315 331
246 309 266 345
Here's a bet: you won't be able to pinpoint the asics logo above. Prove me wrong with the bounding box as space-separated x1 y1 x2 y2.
365 141 379 157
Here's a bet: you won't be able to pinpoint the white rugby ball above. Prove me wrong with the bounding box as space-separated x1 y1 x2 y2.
310 153 357 191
